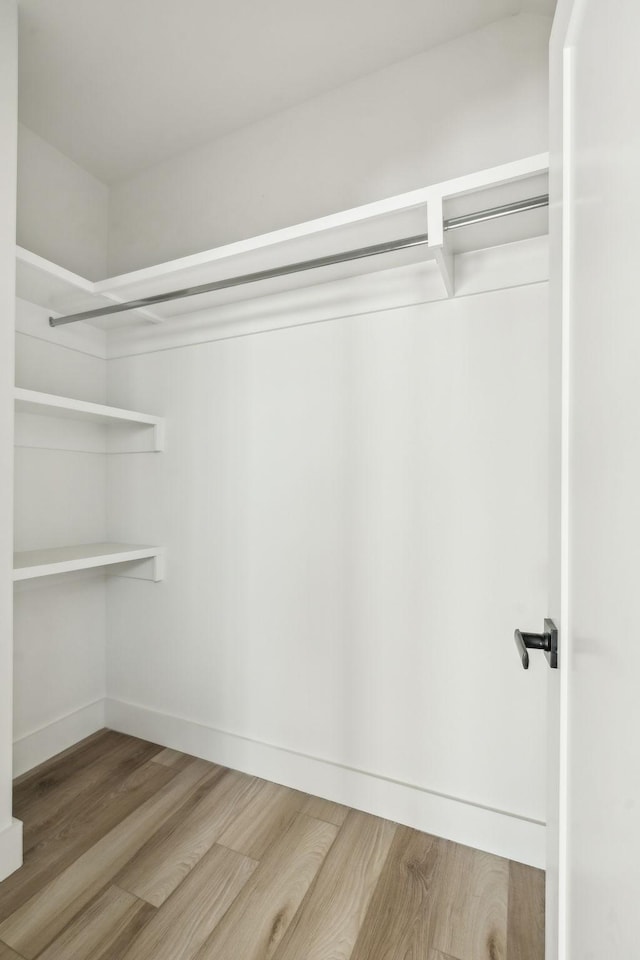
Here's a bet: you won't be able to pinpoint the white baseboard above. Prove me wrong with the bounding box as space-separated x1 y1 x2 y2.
13 699 106 778
0 818 23 882
105 698 545 868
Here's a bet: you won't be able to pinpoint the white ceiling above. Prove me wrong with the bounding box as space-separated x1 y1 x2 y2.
18 0 555 184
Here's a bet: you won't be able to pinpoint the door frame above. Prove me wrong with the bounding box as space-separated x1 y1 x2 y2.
547 1 587 957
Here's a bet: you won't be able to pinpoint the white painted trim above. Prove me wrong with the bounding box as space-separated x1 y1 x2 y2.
546 4 585 957
13 699 105 778
556 6 586 956
105 698 545 868
0 819 23 882
556 40 573 960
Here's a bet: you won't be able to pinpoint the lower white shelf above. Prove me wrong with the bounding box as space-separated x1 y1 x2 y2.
13 543 164 582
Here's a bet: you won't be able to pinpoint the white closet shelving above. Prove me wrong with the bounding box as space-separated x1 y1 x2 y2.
16 154 549 330
12 155 548 584
13 543 164 582
14 387 164 451
15 247 163 326
13 390 165 582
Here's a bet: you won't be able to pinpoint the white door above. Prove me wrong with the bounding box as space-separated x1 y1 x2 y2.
547 1 640 956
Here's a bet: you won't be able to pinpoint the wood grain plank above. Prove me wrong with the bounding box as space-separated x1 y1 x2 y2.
506 861 545 960
429 841 510 960
152 748 194 769
0 759 214 959
272 810 397 960
120 845 257 960
15 730 128 824
14 731 161 812
3 734 544 960
20 735 166 854
217 779 306 860
349 825 446 960
13 729 115 790
0 758 176 924
84 898 156 960
117 768 262 906
0 942 24 960
36 885 147 960
301 795 349 826
196 814 338 960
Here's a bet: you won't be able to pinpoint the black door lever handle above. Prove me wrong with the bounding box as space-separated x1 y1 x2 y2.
514 619 558 670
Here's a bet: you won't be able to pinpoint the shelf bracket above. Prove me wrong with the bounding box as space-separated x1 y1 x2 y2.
153 420 165 453
428 195 455 298
109 550 165 582
106 419 165 454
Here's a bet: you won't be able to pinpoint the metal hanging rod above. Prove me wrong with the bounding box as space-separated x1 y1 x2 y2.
49 194 548 327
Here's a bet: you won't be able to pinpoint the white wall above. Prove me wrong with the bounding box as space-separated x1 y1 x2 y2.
17 124 108 280
13 301 108 775
106 277 549 864
108 13 551 275
0 0 22 882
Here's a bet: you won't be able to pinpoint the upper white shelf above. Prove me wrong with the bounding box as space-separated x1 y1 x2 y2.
15 247 164 327
16 154 549 331
14 387 165 451
13 543 164 582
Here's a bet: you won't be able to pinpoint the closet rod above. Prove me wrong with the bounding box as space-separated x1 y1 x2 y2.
49 194 549 327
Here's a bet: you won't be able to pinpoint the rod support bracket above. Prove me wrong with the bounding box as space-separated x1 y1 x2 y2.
428 195 455 297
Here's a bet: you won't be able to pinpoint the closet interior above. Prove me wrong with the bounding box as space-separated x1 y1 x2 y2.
12 151 550 873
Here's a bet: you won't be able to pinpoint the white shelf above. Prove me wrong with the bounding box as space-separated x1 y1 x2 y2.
14 388 164 451
15 246 163 326
13 543 164 582
16 154 549 330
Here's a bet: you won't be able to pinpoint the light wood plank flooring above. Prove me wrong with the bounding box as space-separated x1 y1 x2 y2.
0 730 544 960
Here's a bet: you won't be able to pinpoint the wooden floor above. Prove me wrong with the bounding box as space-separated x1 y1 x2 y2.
0 730 544 960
